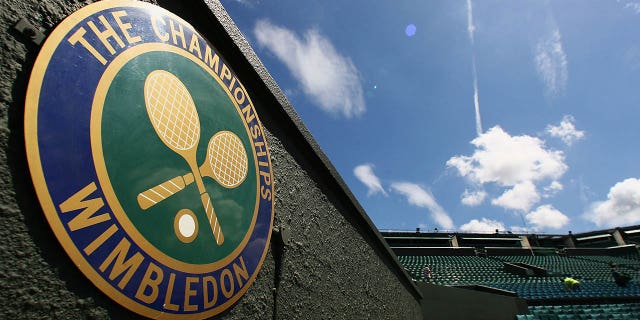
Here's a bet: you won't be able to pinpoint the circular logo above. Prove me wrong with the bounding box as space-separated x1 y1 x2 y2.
24 1 274 318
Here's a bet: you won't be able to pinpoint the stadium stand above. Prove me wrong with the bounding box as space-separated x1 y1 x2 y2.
518 303 640 319
384 226 640 319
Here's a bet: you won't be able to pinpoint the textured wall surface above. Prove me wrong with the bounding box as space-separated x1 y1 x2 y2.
260 134 421 320
0 0 422 319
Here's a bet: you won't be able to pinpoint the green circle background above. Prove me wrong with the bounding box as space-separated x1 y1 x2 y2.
101 51 257 264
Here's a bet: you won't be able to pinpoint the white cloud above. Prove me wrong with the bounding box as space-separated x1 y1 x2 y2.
535 29 568 96
585 178 640 227
448 126 568 211
447 126 567 187
230 0 260 6
466 0 477 43
543 181 564 198
461 189 487 206
353 164 387 196
526 204 570 230
546 115 585 145
254 20 365 118
466 0 483 136
492 181 540 212
510 226 532 234
391 182 454 229
460 218 505 233
625 1 640 14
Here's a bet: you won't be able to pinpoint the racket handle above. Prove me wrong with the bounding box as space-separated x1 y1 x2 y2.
201 193 224 245
137 173 194 210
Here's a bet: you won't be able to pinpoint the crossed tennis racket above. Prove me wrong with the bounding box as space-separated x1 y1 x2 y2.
138 70 249 245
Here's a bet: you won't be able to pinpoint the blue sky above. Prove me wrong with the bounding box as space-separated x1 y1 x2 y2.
221 0 640 234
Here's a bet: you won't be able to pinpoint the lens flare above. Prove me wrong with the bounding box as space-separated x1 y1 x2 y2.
405 24 416 37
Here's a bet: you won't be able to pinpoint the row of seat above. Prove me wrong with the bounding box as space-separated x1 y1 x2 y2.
495 255 639 282
493 281 640 300
399 256 640 285
517 303 640 319
398 254 640 299
518 313 636 319
399 255 524 284
398 253 640 319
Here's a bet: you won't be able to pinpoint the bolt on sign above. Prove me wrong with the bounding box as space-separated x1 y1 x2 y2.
24 1 274 318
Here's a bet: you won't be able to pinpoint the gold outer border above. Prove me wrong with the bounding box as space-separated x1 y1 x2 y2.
23 1 275 319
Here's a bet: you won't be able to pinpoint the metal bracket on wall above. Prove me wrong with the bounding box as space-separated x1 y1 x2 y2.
13 18 45 46
272 226 291 247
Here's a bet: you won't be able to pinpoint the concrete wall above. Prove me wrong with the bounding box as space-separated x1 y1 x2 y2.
417 283 527 320
0 0 421 319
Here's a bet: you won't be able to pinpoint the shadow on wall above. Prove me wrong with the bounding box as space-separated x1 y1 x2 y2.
2 1 138 318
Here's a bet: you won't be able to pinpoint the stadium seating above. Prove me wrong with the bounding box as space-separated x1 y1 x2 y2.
389 226 640 319
398 252 640 318
399 255 523 285
516 303 640 319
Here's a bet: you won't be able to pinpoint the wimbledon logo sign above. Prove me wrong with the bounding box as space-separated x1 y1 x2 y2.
24 1 274 318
